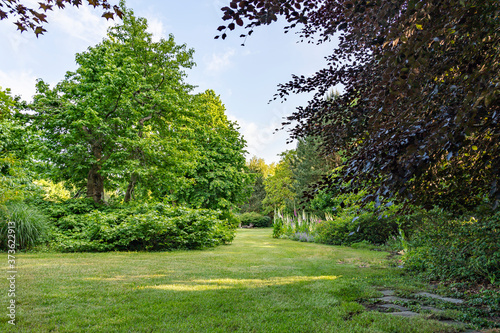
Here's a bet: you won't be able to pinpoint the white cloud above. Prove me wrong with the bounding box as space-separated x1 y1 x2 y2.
147 17 166 42
204 49 235 74
3 30 34 53
49 5 113 44
0 69 38 101
228 104 297 164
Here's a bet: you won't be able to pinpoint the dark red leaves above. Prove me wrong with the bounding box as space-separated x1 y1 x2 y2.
2 0 123 35
38 3 53 11
34 25 46 36
216 0 500 209
102 11 113 20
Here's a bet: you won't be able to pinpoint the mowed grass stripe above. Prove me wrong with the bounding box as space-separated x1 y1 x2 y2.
1 229 455 332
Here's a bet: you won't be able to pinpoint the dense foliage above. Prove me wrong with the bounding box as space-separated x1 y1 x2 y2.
218 0 499 211
31 7 196 204
405 210 500 284
262 150 296 213
173 91 252 211
239 156 274 213
219 0 499 286
42 202 236 252
238 212 271 228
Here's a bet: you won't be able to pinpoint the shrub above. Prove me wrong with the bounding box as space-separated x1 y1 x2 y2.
35 197 97 221
0 201 48 250
404 210 500 284
350 240 377 250
313 210 399 246
238 212 272 228
47 205 236 252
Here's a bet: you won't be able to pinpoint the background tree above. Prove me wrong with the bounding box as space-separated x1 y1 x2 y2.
31 5 195 204
262 150 296 213
0 88 39 206
290 135 340 205
173 90 252 211
240 156 275 213
0 0 123 36
218 0 500 211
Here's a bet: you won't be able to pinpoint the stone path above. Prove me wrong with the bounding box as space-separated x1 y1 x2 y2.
367 289 483 332
416 292 465 304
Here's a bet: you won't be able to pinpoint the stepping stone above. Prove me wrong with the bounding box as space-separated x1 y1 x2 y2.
380 304 409 311
380 290 395 296
420 305 444 313
380 296 411 303
416 292 464 304
389 311 419 317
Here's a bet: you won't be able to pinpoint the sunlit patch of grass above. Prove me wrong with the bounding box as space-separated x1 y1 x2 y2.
142 275 340 291
0 229 456 332
84 274 169 281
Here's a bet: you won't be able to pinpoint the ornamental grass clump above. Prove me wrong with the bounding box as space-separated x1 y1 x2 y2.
0 201 48 250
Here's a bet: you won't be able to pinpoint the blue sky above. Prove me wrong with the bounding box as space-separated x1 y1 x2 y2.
0 0 336 163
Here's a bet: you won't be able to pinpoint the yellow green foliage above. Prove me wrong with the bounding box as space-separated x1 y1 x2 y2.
33 179 72 202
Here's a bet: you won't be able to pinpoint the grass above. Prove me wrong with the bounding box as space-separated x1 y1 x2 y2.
0 229 459 332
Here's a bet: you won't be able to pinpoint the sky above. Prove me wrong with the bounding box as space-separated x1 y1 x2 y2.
0 0 337 164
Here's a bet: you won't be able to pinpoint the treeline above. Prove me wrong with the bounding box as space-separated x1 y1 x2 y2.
0 6 251 252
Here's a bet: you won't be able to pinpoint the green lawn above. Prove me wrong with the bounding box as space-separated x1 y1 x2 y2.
1 229 457 332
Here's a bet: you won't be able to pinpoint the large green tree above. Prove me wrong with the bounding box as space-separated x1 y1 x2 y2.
173 90 252 211
218 0 500 210
31 5 196 203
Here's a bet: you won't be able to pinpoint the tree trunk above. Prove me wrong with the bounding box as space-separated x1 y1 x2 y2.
124 173 138 202
87 145 104 204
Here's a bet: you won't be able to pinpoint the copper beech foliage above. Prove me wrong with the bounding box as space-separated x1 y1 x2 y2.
0 0 123 36
218 0 500 210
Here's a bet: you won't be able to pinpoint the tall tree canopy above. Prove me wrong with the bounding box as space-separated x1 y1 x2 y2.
290 135 339 202
262 150 296 212
171 90 252 211
31 5 196 203
218 0 500 210
0 0 122 36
